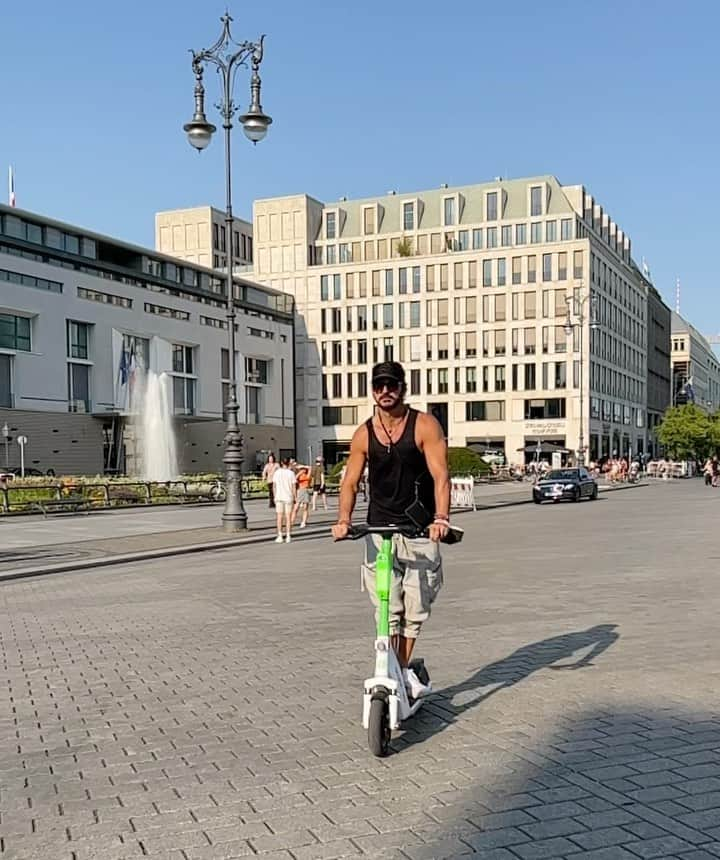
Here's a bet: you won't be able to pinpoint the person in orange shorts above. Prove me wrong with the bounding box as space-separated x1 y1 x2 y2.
292 464 312 529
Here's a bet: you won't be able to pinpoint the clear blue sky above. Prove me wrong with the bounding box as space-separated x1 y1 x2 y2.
3 0 719 331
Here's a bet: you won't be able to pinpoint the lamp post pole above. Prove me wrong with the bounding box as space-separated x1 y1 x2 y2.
565 285 599 466
2 423 10 469
184 14 272 532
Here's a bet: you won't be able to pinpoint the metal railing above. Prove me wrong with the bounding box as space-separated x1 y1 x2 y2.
0 479 260 514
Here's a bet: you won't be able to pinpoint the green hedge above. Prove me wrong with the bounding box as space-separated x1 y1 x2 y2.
448 447 492 478
321 449 491 482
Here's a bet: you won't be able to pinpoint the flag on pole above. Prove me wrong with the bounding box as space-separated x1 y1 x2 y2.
685 376 695 403
8 166 16 208
119 347 129 386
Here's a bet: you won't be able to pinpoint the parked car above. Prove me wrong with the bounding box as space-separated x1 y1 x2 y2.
480 449 505 466
533 467 598 504
0 466 47 481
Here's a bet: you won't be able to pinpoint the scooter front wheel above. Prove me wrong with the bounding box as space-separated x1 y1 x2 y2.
368 696 390 757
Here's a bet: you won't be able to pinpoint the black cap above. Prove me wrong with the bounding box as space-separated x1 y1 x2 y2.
371 361 406 385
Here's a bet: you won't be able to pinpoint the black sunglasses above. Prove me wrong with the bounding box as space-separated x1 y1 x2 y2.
372 378 401 392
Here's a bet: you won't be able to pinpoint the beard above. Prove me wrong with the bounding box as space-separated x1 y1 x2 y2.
374 392 404 413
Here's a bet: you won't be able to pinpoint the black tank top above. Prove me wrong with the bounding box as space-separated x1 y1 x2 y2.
366 408 435 527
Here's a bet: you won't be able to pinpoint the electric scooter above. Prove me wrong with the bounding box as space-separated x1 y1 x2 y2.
341 523 463 757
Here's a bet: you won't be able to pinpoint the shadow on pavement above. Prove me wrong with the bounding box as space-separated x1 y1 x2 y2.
394 703 720 858
401 625 620 750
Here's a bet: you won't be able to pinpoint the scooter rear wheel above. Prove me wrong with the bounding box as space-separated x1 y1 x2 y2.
368 697 390 757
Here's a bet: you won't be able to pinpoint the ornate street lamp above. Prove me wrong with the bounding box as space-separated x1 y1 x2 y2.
564 286 600 466
184 14 272 531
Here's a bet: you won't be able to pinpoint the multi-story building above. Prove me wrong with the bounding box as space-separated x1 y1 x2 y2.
645 285 672 455
248 176 650 464
671 312 720 411
247 176 652 465
706 334 720 362
155 205 253 272
0 204 294 475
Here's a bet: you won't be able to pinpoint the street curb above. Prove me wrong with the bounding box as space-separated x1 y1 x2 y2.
1 483 647 583
0 526 334 583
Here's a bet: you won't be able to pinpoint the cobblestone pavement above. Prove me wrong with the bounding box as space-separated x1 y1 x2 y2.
1 482 636 576
2 479 719 859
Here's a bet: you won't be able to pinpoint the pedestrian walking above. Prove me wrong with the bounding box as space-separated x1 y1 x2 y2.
262 453 278 508
310 456 328 512
292 465 312 529
272 459 296 543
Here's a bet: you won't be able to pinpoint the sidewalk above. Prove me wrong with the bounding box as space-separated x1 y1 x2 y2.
1 480 642 581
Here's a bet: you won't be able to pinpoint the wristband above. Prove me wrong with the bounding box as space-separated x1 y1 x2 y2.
434 515 450 524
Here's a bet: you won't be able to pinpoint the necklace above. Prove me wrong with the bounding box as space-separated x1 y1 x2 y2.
377 408 409 453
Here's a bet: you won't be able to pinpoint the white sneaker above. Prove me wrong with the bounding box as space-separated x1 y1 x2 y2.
403 667 432 699
299 522 306 529
275 535 283 543
285 535 291 543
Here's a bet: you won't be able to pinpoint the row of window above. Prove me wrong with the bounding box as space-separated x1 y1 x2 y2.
590 253 642 318
314 220 578 267
1 212 228 301
320 347 643 405
321 396 555 425
326 186 558 242
0 316 272 417
321 291 583 336
318 392 642 428
63 365 262 420
319 252 585 301
75 287 285 341
212 223 253 261
321 326 582 368
0 266 63 294
0 216 292 321
1 305 284 360
1 213 97 259
590 398 644 426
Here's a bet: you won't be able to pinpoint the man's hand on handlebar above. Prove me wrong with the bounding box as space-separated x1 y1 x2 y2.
428 521 450 543
332 520 351 541
332 521 462 544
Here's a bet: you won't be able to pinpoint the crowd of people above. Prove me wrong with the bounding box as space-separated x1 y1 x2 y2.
260 452 370 543
703 456 720 487
261 453 330 543
505 455 643 483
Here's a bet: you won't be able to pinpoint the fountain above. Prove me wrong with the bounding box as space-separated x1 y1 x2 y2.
140 371 179 481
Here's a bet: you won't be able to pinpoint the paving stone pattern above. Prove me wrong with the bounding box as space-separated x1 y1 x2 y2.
2 480 720 858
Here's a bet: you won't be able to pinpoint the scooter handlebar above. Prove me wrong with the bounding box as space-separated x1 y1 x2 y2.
335 523 463 545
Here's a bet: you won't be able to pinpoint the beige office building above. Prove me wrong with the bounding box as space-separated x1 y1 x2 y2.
160 177 651 464
155 206 253 272
671 312 720 410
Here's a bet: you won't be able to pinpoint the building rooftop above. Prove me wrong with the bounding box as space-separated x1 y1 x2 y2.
155 204 252 230
672 311 715 353
0 203 291 320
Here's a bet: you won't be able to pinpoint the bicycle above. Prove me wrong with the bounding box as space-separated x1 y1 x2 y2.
337 523 463 756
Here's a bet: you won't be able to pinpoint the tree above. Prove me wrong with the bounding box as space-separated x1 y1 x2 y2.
656 405 715 460
396 237 414 257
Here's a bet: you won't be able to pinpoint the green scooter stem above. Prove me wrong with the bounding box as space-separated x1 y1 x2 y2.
375 537 393 639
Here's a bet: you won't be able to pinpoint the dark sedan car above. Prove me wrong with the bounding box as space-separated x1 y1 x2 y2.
0 467 46 481
533 467 598 504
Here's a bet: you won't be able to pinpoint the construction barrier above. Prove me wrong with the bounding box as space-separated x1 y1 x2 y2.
451 476 476 510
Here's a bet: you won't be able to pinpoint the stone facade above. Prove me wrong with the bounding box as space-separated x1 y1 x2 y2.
249 177 653 464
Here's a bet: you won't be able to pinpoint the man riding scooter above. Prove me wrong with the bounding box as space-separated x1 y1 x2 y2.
331 361 450 700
